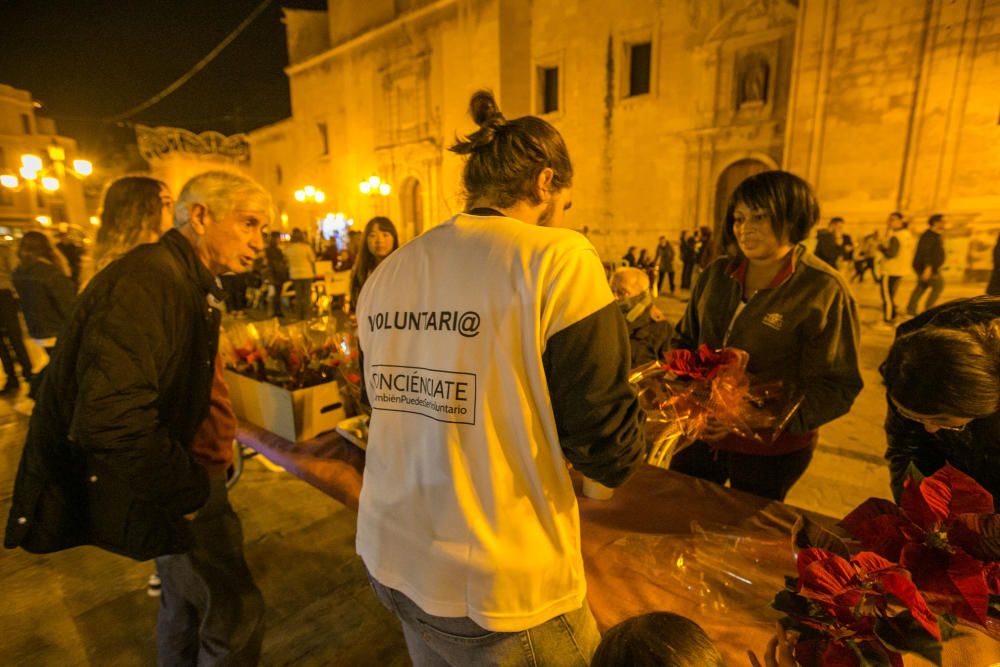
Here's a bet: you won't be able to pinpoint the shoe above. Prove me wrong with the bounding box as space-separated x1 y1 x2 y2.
146 573 162 597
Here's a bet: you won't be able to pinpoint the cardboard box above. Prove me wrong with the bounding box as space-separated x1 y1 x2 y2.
225 369 346 442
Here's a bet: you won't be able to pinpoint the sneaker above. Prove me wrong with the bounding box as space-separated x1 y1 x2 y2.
146 573 162 598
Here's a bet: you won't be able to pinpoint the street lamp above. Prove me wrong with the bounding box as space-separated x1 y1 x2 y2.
1 150 94 230
293 185 328 244
359 175 391 197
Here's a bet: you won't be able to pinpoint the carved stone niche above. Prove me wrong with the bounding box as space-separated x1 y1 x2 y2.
736 51 770 110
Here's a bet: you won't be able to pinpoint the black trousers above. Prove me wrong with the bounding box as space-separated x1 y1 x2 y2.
680 262 695 289
156 476 264 666
880 275 902 322
668 440 815 501
0 289 32 383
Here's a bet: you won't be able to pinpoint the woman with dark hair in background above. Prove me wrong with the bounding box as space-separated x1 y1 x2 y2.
669 170 863 500
0 241 34 394
349 216 398 313
12 231 76 397
680 230 697 289
882 296 1000 508
93 175 173 275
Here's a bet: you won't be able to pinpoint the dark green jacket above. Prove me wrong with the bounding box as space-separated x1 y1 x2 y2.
673 245 863 441
4 230 220 560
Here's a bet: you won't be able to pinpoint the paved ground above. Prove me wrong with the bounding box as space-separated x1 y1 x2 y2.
0 272 988 664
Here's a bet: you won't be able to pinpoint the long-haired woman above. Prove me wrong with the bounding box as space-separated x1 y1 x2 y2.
11 231 76 396
669 170 863 500
882 296 1000 508
349 216 399 313
93 176 173 274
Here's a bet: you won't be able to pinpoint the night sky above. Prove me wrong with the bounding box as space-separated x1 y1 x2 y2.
0 0 325 162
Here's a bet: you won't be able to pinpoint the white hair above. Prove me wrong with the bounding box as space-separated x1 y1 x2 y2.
612 266 649 292
174 171 272 228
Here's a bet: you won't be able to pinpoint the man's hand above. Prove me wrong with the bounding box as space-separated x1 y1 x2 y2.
748 624 799 667
921 266 932 282
184 512 198 521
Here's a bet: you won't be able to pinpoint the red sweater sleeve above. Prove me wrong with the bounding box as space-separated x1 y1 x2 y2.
189 353 236 476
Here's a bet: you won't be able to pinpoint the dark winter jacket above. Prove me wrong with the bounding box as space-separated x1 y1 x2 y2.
626 305 672 368
4 230 221 560
884 296 1000 509
673 246 863 453
11 261 76 340
911 229 945 275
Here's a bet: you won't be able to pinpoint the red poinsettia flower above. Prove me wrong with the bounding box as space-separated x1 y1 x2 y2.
841 465 999 624
796 548 941 641
664 344 743 380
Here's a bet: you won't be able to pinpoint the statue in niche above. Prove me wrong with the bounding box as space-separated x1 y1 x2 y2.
737 56 769 109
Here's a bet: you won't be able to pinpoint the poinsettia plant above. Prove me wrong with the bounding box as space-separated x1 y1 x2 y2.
774 464 1000 666
773 547 955 667
840 465 1000 626
628 344 802 467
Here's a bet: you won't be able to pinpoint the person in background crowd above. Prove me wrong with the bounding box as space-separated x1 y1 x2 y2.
284 228 315 321
696 225 714 269
669 170 863 501
882 296 1000 509
878 212 912 325
610 267 672 368
814 217 846 269
0 242 34 394
356 90 644 666
11 232 76 396
93 176 174 275
55 232 83 289
851 230 880 283
5 171 269 665
680 230 697 289
654 235 676 294
264 231 289 318
349 216 398 314
906 213 947 316
636 248 651 268
590 612 724 667
988 232 1000 296
623 245 637 267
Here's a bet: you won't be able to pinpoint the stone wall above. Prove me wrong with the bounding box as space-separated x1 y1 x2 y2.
785 0 1000 275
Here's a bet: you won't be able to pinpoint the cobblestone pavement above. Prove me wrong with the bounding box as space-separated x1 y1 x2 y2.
655 272 989 518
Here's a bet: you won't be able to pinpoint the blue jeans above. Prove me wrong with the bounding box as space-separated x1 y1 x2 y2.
156 477 264 666
368 575 600 666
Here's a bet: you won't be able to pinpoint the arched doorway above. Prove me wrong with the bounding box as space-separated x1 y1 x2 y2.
400 177 425 240
713 158 771 242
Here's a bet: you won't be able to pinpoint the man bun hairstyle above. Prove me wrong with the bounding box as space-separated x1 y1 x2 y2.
882 317 1000 418
449 89 573 209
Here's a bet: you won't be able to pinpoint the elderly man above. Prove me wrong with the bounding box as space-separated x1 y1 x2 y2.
611 266 672 367
5 171 269 665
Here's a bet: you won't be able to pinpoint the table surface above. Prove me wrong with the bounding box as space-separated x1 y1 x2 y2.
236 421 1000 665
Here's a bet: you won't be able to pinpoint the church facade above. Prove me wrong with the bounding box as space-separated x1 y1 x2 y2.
248 0 999 271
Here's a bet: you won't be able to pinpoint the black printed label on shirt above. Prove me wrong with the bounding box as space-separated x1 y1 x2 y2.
368 364 477 425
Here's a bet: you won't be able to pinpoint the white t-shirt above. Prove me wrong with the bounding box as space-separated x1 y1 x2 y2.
356 212 614 632
283 242 315 280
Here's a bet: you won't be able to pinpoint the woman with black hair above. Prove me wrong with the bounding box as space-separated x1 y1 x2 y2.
348 216 398 313
12 232 76 396
591 612 724 667
669 170 863 500
882 296 1000 508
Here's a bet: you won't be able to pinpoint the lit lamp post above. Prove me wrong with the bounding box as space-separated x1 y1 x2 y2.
360 176 391 216
293 185 326 244
0 151 93 229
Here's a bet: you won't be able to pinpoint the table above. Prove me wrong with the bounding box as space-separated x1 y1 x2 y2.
236 421 1000 665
